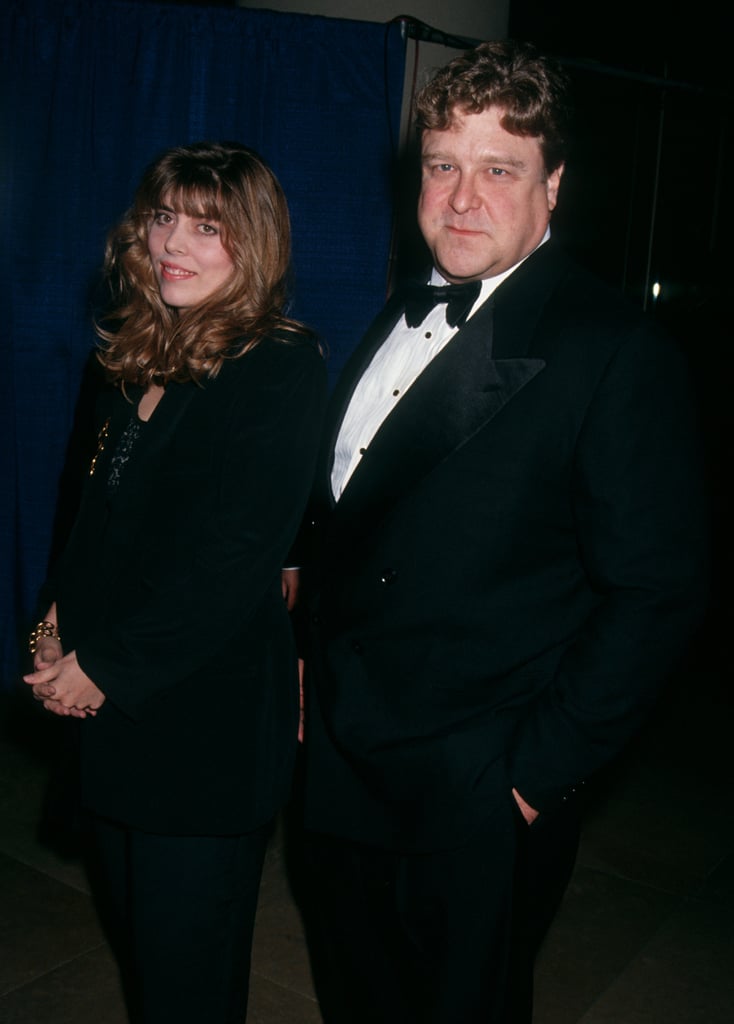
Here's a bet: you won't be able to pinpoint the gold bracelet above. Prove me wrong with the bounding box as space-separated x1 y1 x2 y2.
28 620 61 655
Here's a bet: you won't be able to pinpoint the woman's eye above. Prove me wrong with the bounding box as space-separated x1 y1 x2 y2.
154 211 173 224
198 223 218 235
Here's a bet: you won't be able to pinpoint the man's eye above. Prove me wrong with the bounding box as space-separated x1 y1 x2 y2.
489 167 508 176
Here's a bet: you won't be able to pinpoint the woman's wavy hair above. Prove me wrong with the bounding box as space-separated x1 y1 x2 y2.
414 40 572 176
97 141 307 386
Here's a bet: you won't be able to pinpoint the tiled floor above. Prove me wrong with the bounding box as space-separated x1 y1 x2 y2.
1 621 732 1024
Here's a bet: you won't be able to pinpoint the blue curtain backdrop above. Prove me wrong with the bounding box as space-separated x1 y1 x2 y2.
0 0 406 689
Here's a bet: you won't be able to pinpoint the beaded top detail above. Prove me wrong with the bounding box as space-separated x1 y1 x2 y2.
107 416 144 493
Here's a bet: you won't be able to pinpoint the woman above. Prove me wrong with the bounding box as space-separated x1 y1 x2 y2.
24 141 327 1022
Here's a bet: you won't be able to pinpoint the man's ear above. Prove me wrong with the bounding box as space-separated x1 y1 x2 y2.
546 163 564 211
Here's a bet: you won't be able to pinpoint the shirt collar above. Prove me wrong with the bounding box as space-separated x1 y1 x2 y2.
429 229 551 321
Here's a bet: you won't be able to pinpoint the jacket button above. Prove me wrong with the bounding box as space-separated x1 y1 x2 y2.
351 639 363 654
380 567 398 585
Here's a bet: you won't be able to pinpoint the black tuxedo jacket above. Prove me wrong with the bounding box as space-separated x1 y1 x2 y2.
303 241 709 851
46 334 326 835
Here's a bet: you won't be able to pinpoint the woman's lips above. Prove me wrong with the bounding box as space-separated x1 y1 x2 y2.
160 262 195 280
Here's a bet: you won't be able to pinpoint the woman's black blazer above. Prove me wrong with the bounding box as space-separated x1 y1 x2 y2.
47 333 327 835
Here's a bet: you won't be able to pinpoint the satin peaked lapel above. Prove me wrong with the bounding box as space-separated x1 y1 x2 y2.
324 242 572 544
332 297 545 542
490 238 571 360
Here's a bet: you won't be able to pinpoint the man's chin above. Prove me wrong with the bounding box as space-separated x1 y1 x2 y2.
436 265 487 285
433 249 495 284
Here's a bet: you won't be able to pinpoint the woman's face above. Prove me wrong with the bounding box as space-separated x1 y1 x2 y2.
147 202 234 310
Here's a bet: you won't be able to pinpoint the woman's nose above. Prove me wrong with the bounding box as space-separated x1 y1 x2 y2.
164 224 186 254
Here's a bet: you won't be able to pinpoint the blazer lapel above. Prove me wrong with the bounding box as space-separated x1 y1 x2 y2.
323 241 570 545
490 238 571 359
104 378 198 510
139 377 198 453
332 296 544 541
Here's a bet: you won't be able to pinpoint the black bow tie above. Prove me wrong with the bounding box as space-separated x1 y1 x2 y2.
403 281 481 329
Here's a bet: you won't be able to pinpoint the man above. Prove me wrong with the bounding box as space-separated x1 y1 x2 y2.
300 40 708 1024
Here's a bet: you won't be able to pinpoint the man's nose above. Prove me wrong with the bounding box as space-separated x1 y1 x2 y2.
449 172 481 213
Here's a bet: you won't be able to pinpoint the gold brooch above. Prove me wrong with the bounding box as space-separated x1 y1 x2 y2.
89 417 110 476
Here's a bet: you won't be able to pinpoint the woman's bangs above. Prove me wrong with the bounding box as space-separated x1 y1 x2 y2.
161 182 223 222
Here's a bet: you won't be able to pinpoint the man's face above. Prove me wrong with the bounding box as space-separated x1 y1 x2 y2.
418 106 563 283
